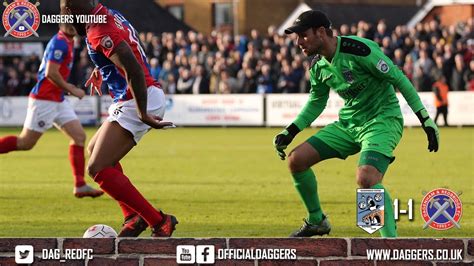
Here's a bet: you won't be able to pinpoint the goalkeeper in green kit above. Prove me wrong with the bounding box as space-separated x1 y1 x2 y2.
275 10 439 237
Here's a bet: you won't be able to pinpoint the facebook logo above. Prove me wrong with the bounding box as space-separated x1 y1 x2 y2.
196 245 215 264
15 245 34 264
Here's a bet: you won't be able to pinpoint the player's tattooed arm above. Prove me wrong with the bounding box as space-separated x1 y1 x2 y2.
108 41 173 129
45 61 85 99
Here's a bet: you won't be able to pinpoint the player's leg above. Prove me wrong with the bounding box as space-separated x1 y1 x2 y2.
442 105 448 126
88 122 137 219
61 120 86 187
0 127 43 153
287 142 324 226
288 122 358 237
358 116 403 237
87 124 103 156
60 119 103 198
434 107 441 125
0 134 20 153
357 154 396 237
55 99 103 198
89 87 176 237
0 98 53 153
88 121 174 236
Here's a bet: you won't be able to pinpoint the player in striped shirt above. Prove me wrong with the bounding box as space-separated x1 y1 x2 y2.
0 23 103 198
62 0 178 237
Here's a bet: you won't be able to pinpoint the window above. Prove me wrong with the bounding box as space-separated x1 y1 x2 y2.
213 3 233 28
168 5 184 20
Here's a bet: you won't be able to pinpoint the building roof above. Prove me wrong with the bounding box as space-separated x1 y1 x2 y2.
310 3 420 29
278 2 420 34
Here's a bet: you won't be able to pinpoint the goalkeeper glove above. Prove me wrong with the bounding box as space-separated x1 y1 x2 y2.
416 109 439 152
273 123 300 160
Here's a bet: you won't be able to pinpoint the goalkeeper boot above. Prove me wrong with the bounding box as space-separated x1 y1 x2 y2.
290 215 331 237
151 211 179 237
74 184 104 198
118 214 148 237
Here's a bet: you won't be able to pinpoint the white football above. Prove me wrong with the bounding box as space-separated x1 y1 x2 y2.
83 224 118 238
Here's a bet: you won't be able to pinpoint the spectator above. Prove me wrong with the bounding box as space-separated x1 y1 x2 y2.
0 60 6 95
6 69 20 96
158 60 174 86
381 36 394 58
451 54 466 91
431 55 444 82
278 64 299 93
218 70 238 94
463 60 474 90
20 71 36 96
239 68 258 94
413 65 432 92
393 48 405 68
374 21 389 43
414 49 434 76
432 75 449 126
257 64 275 94
1 18 473 98
149 58 161 80
176 68 194 94
403 54 415 82
191 65 210 94
162 73 176 95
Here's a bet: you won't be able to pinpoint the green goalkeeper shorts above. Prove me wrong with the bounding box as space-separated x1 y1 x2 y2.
307 116 403 174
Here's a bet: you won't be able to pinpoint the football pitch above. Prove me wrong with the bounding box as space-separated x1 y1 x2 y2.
0 127 472 238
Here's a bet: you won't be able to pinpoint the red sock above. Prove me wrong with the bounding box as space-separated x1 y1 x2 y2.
0 136 18 154
69 145 86 187
94 167 163 226
114 162 123 173
114 162 136 219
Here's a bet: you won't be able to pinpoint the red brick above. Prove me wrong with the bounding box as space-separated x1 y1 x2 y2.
0 238 57 252
88 257 139 266
0 257 16 265
320 259 372 266
437 263 474 266
259 259 316 265
32 257 84 265
62 238 115 254
118 238 226 254
351 239 464 256
144 257 256 266
144 257 178 266
0 257 83 266
468 239 474 256
214 259 256 265
228 238 347 257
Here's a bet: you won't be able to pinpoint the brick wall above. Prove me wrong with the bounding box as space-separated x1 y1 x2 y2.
423 5 474 27
0 238 472 265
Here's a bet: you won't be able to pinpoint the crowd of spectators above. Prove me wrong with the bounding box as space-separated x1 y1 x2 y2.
1 17 473 97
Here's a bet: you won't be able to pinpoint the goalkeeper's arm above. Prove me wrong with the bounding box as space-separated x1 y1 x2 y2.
273 83 330 160
394 73 439 152
360 41 439 152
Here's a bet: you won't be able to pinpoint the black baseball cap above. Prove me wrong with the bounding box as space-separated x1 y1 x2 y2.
284 10 331 34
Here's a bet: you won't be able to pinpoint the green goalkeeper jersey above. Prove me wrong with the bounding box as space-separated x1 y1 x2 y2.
293 35 425 130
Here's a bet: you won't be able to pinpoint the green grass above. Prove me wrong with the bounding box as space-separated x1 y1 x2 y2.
0 127 472 237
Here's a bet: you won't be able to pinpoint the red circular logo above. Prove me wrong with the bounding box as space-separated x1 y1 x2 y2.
420 188 462 230
2 1 40 38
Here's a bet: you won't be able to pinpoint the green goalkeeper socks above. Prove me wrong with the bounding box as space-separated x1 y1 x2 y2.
292 169 324 225
371 183 397 237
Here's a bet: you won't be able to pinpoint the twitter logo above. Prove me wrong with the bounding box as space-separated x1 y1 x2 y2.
15 245 34 264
